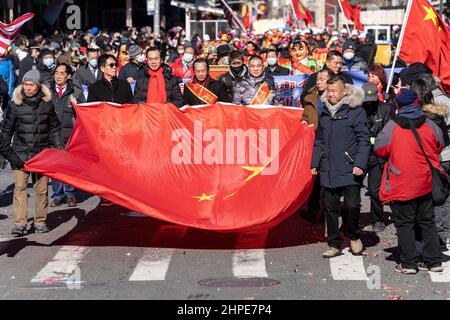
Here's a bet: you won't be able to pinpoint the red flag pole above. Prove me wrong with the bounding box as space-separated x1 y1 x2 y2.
290 1 301 29
386 0 414 90
337 0 351 35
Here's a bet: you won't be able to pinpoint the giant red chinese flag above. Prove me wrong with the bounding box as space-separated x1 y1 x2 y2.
339 0 364 31
291 0 314 26
399 0 450 93
25 103 315 231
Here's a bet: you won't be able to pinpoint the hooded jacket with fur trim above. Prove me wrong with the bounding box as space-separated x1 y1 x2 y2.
423 103 450 163
311 84 371 188
374 103 444 203
0 84 63 169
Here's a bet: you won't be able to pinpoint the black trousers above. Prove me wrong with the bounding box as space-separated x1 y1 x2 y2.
323 185 361 249
367 162 384 224
390 193 442 269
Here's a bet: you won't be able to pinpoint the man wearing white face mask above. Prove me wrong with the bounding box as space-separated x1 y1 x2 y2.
341 43 367 72
118 45 144 84
37 49 57 84
170 46 195 80
73 48 103 89
264 49 289 77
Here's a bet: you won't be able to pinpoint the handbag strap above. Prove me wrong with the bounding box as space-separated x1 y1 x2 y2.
408 119 434 171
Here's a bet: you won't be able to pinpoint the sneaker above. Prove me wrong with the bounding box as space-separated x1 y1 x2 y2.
350 239 364 255
67 197 77 207
34 225 49 233
418 262 444 272
372 222 385 233
51 199 62 207
395 264 418 274
11 225 26 236
322 247 342 258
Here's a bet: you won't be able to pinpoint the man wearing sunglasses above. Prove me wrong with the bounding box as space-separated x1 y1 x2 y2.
86 54 133 207
87 54 133 104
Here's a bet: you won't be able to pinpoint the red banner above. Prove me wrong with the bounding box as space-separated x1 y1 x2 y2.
25 102 315 231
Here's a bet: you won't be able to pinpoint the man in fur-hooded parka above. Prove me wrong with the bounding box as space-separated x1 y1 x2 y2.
311 76 371 189
0 69 63 170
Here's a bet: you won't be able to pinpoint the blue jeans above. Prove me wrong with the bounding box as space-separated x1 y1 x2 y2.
51 179 75 201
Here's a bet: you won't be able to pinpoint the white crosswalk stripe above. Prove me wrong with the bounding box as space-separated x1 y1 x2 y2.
232 249 268 278
31 245 89 283
329 248 369 281
129 248 175 281
128 226 187 281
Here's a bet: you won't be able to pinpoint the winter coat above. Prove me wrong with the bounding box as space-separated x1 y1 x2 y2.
0 75 8 112
87 77 133 104
170 56 194 80
233 73 280 106
0 84 63 169
0 58 15 98
118 61 141 82
311 84 371 189
49 79 86 145
132 64 183 108
37 63 55 85
374 108 444 204
183 79 231 106
73 63 103 88
301 86 322 129
431 88 450 162
217 65 248 101
341 56 368 72
423 103 450 161
264 64 290 77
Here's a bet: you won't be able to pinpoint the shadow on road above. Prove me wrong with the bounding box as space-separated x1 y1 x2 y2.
44 204 382 250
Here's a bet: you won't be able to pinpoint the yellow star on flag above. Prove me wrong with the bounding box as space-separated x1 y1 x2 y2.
193 193 215 202
241 161 271 183
423 5 438 27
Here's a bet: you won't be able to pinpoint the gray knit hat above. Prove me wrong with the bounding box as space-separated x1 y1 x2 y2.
129 45 143 58
22 69 41 85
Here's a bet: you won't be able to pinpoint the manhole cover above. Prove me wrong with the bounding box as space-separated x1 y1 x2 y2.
198 277 280 288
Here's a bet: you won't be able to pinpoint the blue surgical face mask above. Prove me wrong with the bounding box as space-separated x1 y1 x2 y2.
222 57 229 65
89 59 98 68
267 57 277 66
43 58 55 68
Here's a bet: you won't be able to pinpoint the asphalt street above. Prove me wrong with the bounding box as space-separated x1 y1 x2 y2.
0 168 449 300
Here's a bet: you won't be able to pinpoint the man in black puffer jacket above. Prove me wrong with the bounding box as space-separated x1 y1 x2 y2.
0 69 63 236
132 47 183 107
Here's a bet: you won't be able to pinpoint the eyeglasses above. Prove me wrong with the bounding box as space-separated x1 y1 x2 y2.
105 63 118 68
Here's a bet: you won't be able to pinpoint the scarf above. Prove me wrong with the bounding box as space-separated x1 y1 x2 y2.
147 68 167 104
327 96 348 117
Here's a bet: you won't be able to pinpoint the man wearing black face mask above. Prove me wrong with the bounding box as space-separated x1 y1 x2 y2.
361 83 395 233
217 50 248 100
